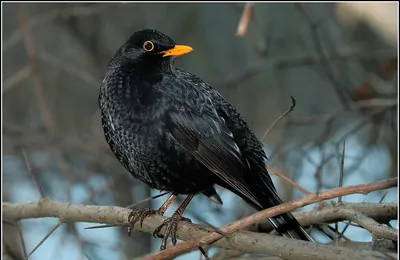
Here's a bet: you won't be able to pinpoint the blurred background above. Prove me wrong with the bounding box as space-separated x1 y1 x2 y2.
2 2 398 260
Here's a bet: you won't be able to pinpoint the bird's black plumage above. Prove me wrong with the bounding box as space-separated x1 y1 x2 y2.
99 29 313 242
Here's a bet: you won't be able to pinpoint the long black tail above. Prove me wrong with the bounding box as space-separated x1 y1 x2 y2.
222 182 314 242
255 191 314 242
268 211 314 242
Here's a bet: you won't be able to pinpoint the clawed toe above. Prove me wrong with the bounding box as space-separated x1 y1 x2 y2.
127 208 157 237
152 213 192 250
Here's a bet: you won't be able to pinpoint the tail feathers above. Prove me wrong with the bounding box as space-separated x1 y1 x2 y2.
269 213 314 242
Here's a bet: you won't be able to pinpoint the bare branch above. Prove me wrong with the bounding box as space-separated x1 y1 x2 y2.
26 221 63 259
15 4 54 134
3 179 397 260
3 65 32 93
38 51 100 87
16 221 27 259
220 48 396 89
338 140 346 203
21 148 45 198
325 239 397 252
4 4 110 51
3 200 396 260
126 192 170 209
294 203 397 227
261 96 296 142
338 208 397 241
236 3 255 37
289 98 397 126
295 3 349 108
142 177 397 260
266 164 311 195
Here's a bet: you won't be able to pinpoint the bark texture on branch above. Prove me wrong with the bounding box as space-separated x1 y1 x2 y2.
252 202 397 234
144 177 398 260
3 193 397 260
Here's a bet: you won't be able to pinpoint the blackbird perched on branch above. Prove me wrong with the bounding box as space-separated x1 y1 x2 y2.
99 29 314 250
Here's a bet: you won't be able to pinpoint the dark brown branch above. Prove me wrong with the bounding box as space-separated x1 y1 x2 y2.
21 148 45 198
338 140 346 203
261 96 296 142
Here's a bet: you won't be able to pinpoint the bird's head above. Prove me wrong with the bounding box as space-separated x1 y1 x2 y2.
114 29 193 71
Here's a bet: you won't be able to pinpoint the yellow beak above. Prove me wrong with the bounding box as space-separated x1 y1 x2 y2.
161 45 193 57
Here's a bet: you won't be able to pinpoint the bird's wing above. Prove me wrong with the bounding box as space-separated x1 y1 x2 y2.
175 69 278 198
165 91 262 208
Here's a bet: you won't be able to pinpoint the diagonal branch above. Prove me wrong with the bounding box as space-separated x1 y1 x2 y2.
236 3 255 37
146 177 397 260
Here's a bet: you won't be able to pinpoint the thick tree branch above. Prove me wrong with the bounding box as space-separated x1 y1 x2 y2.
146 177 397 260
3 199 397 260
3 178 397 260
253 202 397 233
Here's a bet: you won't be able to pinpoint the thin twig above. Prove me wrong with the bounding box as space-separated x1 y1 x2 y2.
16 4 55 135
25 221 63 259
379 191 389 203
295 3 350 109
38 51 100 87
4 4 110 51
337 220 352 241
126 192 170 209
84 223 126 230
220 48 396 90
338 140 346 203
236 3 255 37
261 96 296 142
266 164 310 195
16 221 28 259
288 98 398 126
198 246 211 260
3 65 32 92
21 148 45 198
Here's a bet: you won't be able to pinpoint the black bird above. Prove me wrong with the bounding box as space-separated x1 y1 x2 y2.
99 29 314 250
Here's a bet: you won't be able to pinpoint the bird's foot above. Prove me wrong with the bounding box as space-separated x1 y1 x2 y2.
153 212 192 250
127 208 158 237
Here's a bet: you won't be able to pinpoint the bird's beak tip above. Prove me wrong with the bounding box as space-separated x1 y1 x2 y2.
161 45 193 57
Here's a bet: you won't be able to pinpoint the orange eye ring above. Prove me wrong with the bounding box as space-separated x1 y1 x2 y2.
143 41 154 52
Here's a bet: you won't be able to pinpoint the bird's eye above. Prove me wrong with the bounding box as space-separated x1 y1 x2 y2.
143 41 155 52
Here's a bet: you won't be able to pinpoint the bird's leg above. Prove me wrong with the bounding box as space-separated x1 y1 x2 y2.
156 194 177 215
153 194 194 251
127 194 176 237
